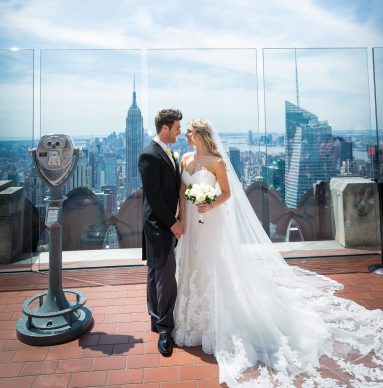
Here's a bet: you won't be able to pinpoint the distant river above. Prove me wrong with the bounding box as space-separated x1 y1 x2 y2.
222 143 368 161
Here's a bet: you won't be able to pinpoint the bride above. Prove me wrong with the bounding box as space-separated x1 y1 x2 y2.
173 119 383 387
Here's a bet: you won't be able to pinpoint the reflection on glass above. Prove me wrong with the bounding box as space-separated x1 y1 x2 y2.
0 49 35 271
103 224 120 249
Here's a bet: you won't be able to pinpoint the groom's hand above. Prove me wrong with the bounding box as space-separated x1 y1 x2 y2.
171 220 184 239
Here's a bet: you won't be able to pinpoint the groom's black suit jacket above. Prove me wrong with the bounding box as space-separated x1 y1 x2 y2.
138 141 181 269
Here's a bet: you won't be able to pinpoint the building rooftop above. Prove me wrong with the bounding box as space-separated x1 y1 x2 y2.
0 254 382 387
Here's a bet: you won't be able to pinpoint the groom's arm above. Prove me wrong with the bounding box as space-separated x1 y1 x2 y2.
138 152 176 228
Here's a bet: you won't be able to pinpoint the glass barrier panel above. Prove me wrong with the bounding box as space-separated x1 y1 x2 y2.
147 50 260 186
374 48 383 180
19 47 381 270
373 47 383 259
147 48 262 228
263 48 379 253
0 49 35 272
39 49 142 269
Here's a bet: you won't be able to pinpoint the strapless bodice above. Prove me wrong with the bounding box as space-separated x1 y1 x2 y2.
182 169 217 187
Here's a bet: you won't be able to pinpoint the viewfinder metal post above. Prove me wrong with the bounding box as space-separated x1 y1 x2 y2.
16 134 93 345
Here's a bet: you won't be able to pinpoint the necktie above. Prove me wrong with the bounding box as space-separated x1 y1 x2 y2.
165 147 175 169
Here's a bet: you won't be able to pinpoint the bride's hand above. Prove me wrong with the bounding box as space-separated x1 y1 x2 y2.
197 203 213 213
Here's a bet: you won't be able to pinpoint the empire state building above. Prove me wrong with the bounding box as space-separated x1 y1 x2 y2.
125 83 144 196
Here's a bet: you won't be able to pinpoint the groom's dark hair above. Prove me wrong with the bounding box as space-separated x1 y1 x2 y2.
155 109 183 133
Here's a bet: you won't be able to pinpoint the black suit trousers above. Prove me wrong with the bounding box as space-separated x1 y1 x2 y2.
146 236 177 334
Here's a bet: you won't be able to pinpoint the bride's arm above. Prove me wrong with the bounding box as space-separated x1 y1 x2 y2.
212 158 231 207
199 159 231 214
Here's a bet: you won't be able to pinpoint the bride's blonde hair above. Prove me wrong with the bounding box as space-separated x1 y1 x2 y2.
189 119 222 158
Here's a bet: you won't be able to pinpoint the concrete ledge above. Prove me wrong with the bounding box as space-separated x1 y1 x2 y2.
5 240 379 272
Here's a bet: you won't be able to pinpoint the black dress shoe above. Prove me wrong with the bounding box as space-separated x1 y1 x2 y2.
151 321 158 333
158 333 173 356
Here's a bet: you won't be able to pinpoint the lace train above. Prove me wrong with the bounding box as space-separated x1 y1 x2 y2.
173 170 383 387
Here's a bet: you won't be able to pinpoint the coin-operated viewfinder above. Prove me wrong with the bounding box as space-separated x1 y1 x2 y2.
16 134 92 346
34 134 79 187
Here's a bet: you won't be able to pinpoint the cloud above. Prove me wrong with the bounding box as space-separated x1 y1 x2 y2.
34 48 258 136
0 0 382 49
0 0 382 138
263 48 372 132
0 1 138 48
0 81 33 138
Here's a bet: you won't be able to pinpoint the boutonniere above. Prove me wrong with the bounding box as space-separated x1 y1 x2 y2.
173 151 180 162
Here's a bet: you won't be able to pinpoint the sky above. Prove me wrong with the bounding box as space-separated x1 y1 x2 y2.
0 0 382 138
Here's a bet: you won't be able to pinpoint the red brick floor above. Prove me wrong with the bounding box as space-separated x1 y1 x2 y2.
0 255 382 387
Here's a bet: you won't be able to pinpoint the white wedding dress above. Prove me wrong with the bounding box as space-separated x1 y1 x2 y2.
174 168 383 387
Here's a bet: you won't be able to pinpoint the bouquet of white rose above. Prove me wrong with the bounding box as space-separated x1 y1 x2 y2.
185 182 217 224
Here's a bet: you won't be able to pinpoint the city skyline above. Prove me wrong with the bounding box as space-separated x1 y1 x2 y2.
0 115 375 214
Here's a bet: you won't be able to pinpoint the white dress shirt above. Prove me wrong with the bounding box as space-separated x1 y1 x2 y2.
153 136 175 168
153 135 168 153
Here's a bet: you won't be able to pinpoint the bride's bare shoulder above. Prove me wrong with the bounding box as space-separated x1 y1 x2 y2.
209 155 226 173
182 152 194 164
216 158 226 168
202 155 223 175
181 152 194 170
209 154 224 165
182 151 194 160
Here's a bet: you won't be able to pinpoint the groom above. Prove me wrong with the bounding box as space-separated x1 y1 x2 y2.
138 109 184 356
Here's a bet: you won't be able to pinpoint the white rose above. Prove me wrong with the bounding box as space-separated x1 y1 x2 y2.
207 193 215 200
196 194 205 202
173 151 180 161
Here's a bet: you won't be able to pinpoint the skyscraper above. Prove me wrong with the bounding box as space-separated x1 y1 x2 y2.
125 81 144 196
104 153 118 187
284 53 336 208
262 160 285 199
64 149 92 194
25 166 45 206
247 130 254 145
285 110 335 208
285 100 317 172
229 147 242 180
334 136 353 173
